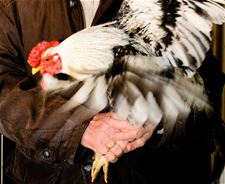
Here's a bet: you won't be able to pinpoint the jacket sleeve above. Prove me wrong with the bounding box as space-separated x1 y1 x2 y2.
0 1 93 165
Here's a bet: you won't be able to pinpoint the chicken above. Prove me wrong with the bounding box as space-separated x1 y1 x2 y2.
27 0 225 183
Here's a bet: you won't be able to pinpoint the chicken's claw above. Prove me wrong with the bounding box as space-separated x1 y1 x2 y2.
91 152 109 183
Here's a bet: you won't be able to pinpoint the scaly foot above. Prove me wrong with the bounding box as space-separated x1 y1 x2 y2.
91 152 109 183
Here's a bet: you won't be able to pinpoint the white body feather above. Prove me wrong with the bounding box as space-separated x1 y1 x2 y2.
46 26 130 80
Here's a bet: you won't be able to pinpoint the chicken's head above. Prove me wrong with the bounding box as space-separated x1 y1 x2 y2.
27 40 62 76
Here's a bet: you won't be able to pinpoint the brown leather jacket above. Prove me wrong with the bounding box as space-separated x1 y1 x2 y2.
0 0 122 183
0 0 225 184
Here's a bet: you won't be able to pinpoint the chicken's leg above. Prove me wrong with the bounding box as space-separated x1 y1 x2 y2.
91 152 109 183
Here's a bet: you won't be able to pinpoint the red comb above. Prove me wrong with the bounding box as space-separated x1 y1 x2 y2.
27 40 59 68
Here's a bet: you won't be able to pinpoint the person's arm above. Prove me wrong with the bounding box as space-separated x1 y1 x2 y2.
0 1 95 165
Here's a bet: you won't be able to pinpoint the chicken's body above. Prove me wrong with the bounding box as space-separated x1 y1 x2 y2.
27 0 225 182
45 26 130 81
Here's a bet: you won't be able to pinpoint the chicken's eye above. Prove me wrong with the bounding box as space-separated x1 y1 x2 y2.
45 58 50 61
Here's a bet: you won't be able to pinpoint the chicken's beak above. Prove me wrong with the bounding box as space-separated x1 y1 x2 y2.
32 66 42 75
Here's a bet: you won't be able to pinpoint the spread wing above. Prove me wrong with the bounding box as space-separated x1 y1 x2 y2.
116 0 225 76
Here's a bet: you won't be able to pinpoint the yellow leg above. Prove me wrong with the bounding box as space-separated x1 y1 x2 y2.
91 152 109 183
103 159 109 183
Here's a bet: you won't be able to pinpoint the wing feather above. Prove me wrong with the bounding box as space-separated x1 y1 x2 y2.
116 0 225 76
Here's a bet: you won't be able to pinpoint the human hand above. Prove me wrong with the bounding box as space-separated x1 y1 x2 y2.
101 113 156 153
81 113 126 163
81 112 155 163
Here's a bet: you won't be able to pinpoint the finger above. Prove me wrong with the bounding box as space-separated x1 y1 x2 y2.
104 151 117 163
110 143 123 157
116 140 129 151
99 146 110 155
111 130 137 141
106 140 116 149
97 134 115 154
126 139 145 152
126 132 151 152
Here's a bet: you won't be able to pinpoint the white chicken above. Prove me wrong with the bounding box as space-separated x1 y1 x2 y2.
27 0 225 182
